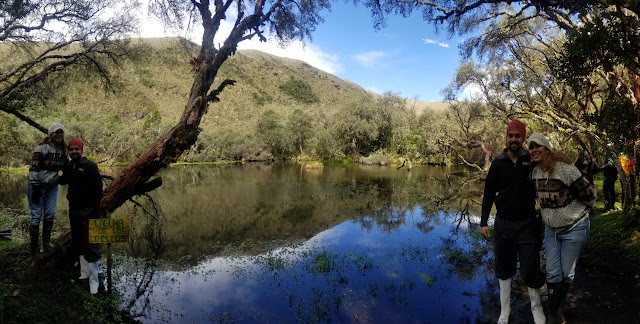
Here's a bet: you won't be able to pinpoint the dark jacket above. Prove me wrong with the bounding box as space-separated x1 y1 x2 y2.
574 152 600 184
59 157 103 209
601 157 618 178
481 148 536 227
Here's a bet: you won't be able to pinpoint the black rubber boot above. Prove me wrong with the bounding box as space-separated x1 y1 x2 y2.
29 225 39 258
42 221 54 254
547 282 567 324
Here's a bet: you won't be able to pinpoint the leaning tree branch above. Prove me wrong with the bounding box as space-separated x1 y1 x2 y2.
0 37 84 86
132 178 164 197
0 106 48 134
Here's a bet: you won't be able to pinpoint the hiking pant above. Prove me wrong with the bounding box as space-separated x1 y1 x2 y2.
69 207 102 263
27 183 59 226
630 175 636 203
602 175 616 209
494 216 545 289
545 219 590 284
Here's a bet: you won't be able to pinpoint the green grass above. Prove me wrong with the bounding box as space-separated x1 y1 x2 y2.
0 206 130 323
0 240 22 250
417 272 436 287
0 166 29 175
0 244 132 323
170 160 241 166
592 178 623 195
583 208 640 274
321 158 352 166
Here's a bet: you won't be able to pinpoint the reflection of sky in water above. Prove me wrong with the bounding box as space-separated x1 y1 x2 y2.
116 207 493 323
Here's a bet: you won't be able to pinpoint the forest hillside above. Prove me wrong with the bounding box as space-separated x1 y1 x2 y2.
0 37 454 166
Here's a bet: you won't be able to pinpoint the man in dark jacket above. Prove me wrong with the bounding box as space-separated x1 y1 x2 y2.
59 139 102 294
480 120 545 324
574 149 599 184
601 143 618 211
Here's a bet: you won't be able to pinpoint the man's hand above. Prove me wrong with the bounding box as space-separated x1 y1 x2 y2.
480 226 490 237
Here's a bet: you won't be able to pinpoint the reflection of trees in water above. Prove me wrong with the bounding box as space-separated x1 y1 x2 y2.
429 175 483 218
115 165 488 268
350 170 484 237
181 165 202 190
478 277 501 323
117 195 169 320
436 196 492 282
119 260 158 319
127 194 165 259
0 175 27 208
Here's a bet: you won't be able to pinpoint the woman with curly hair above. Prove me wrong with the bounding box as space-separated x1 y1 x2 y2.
528 132 596 324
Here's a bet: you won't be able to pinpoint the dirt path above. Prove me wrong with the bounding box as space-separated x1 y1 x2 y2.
567 258 640 323
497 261 640 324
490 208 640 324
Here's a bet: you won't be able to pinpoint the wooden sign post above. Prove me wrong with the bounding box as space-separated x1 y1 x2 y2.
89 218 129 294
89 218 129 243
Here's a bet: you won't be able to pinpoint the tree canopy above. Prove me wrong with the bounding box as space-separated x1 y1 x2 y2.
100 0 334 214
389 0 640 208
0 0 138 133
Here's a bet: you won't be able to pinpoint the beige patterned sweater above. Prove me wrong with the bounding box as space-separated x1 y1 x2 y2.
531 162 596 232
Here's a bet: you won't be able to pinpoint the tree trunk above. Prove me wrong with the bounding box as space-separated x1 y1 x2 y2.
479 142 492 171
99 15 244 215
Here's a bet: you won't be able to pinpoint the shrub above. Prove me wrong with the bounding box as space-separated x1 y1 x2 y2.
279 78 319 104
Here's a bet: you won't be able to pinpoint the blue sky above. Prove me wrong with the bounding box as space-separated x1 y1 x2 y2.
139 1 465 102
310 4 464 101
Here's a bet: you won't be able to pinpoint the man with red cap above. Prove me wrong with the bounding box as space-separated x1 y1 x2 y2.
480 120 546 324
59 139 102 294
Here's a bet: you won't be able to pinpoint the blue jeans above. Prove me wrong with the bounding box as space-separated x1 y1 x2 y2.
27 183 59 226
544 219 590 284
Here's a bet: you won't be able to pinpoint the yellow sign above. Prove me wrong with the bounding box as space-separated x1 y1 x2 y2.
89 218 129 243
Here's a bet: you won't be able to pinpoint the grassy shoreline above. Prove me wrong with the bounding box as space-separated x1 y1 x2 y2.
0 157 440 175
583 207 640 272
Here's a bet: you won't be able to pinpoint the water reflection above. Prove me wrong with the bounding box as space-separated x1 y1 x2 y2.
115 208 495 323
106 164 480 261
110 164 496 323
1 163 502 323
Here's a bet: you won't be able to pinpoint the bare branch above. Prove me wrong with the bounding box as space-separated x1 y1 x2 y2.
457 153 485 173
206 79 237 102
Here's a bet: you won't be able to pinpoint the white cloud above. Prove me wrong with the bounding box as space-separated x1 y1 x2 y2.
459 83 484 101
353 51 386 68
136 3 342 75
239 39 343 75
366 86 383 94
424 38 450 48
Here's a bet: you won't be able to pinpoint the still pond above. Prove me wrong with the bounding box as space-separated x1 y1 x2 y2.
1 163 510 323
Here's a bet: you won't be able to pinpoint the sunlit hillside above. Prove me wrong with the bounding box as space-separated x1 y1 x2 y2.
1 37 451 164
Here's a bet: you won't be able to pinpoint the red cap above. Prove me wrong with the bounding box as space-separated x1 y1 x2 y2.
507 119 526 139
68 139 84 152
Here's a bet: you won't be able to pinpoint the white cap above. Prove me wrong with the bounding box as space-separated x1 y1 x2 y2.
48 122 65 136
527 132 553 151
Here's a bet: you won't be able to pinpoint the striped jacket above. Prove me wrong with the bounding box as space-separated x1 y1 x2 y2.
532 162 596 232
28 143 68 185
